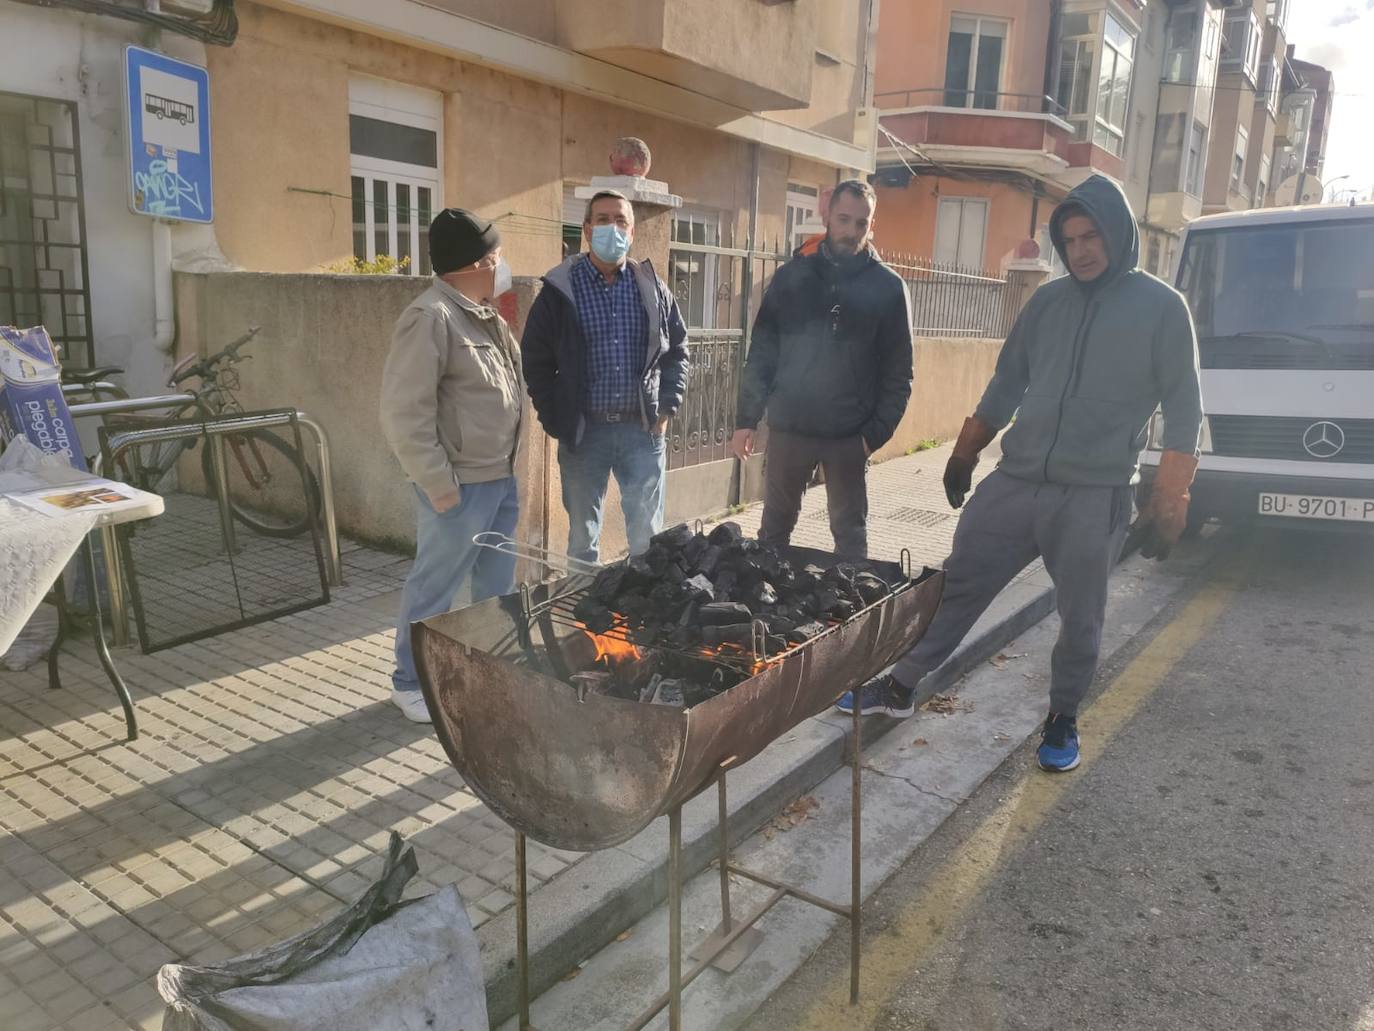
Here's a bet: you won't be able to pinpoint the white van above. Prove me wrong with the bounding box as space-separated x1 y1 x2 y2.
1140 203 1374 532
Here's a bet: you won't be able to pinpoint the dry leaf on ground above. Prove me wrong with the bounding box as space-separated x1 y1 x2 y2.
912 737 929 746
926 693 973 715
762 795 820 840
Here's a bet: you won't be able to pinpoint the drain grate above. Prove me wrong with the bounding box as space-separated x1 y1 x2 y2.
881 506 952 527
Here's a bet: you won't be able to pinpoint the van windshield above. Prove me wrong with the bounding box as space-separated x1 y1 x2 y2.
1176 217 1374 369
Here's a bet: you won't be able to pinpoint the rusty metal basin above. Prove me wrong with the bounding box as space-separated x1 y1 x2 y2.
414 552 944 852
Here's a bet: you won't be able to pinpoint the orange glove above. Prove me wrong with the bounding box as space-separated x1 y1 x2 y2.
1132 449 1199 560
943 416 998 509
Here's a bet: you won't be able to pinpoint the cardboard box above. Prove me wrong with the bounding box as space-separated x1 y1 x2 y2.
0 325 88 471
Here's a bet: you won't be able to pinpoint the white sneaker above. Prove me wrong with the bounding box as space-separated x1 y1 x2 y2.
390 688 433 723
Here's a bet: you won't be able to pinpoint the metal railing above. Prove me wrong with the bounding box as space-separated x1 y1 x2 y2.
875 88 1068 119
885 256 1015 339
70 399 341 644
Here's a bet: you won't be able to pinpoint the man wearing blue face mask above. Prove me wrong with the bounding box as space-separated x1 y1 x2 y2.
522 189 690 563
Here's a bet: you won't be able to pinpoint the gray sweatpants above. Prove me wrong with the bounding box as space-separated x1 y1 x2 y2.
892 470 1132 717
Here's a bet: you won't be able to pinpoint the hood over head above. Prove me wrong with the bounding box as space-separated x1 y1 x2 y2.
1050 174 1139 286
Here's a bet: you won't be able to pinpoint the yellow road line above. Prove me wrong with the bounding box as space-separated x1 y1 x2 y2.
793 574 1238 1031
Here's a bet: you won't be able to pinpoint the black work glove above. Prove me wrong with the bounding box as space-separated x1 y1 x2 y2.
943 455 976 509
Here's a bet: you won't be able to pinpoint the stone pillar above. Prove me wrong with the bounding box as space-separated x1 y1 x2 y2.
573 137 682 273
1004 257 1053 322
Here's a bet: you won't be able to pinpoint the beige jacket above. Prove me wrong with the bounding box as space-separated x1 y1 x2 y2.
380 279 525 500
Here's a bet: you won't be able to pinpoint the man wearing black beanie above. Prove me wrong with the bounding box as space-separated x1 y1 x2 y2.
380 209 525 722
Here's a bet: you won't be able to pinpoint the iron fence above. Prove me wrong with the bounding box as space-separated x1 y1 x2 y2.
886 256 1015 339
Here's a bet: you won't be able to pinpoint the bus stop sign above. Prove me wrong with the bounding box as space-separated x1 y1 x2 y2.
124 46 213 223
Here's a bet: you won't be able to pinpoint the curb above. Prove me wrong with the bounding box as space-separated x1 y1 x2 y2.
479 573 1056 1027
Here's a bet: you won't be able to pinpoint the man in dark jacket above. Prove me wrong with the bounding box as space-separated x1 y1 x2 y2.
731 180 913 559
838 175 1204 774
522 190 689 563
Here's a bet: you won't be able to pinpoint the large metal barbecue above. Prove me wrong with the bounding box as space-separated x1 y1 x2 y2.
414 540 945 1029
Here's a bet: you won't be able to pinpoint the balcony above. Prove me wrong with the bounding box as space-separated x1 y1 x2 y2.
554 0 817 110
875 89 1125 189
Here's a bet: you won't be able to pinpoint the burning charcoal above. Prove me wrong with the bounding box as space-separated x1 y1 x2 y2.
702 623 755 647
625 554 656 588
573 597 616 633
787 620 826 644
773 559 796 588
667 625 701 649
683 575 715 602
590 564 626 603
617 590 649 620
651 523 694 551
694 545 722 577
764 634 789 654
813 588 841 614
683 533 709 565
854 573 889 604
707 521 743 546
832 599 856 619
645 545 675 577
711 568 738 600
639 674 663 703
823 564 857 588
761 613 796 635
698 601 752 626
745 581 778 608
793 566 824 592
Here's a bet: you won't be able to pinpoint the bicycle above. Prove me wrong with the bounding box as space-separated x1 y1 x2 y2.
96 326 322 538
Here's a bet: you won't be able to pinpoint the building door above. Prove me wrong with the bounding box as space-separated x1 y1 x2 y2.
0 92 94 367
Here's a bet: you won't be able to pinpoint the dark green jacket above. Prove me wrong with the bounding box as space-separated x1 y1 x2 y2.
977 175 1203 486
735 247 913 451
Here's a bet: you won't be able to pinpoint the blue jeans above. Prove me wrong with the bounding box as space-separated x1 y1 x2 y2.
559 421 666 564
392 477 519 693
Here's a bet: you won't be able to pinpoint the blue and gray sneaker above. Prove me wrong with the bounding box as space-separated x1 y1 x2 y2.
835 674 916 718
1037 713 1080 772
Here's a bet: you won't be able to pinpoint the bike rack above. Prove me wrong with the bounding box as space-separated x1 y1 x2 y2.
73 402 342 646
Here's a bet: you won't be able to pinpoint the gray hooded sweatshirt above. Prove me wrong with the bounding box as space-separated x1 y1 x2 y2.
975 175 1203 487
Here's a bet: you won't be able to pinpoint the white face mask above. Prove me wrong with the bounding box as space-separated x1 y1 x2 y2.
492 256 512 298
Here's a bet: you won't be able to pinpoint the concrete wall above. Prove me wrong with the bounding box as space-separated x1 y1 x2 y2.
173 269 1005 556
0 5 221 396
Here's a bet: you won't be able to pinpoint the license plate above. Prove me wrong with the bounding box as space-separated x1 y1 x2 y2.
1257 493 1374 523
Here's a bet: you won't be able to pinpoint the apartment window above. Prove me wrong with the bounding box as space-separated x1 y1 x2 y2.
1222 10 1262 84
1267 0 1290 32
1164 10 1196 82
561 185 585 258
933 197 988 269
1185 122 1207 196
349 77 442 274
785 183 820 253
1055 12 1099 122
1232 124 1249 192
1257 154 1271 207
944 15 1008 109
1260 55 1282 115
670 208 723 329
1094 13 1136 157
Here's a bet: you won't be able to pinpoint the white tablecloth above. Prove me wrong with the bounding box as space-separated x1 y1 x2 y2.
0 497 97 654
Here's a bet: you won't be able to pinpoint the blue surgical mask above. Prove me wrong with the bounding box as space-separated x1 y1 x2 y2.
590 224 632 264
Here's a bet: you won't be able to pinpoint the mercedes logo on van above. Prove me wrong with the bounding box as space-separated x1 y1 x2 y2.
1302 421 1346 459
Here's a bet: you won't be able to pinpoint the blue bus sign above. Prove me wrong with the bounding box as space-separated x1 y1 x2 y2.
124 46 213 223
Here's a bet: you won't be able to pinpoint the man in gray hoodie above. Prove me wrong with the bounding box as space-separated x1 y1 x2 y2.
838 175 1203 772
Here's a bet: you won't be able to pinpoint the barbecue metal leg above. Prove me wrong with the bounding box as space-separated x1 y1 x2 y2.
516 832 531 1031
83 540 137 742
669 804 683 1031
690 765 763 971
851 684 862 1005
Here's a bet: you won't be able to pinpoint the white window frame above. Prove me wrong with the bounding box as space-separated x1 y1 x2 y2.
1222 10 1262 84
1261 54 1282 116
670 207 723 330
1093 11 1136 157
944 14 1010 109
933 196 989 270
785 182 820 253
1185 121 1207 197
1257 154 1271 207
348 76 443 273
1232 123 1249 192
1267 0 1290 33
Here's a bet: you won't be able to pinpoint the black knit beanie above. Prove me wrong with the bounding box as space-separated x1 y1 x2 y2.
429 209 499 274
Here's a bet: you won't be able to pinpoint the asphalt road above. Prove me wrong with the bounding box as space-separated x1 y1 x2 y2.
744 524 1374 1031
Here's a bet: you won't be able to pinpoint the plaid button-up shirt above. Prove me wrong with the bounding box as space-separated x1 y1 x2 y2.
570 254 647 415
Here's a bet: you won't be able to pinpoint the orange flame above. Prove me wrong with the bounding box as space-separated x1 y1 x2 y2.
579 623 642 666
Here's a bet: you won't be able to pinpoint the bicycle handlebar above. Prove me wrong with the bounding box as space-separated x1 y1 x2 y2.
169 325 260 386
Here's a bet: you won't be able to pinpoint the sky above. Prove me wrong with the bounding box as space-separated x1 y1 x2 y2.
1287 0 1374 202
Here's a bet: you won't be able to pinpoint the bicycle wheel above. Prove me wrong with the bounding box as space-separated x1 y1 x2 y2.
201 429 322 538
